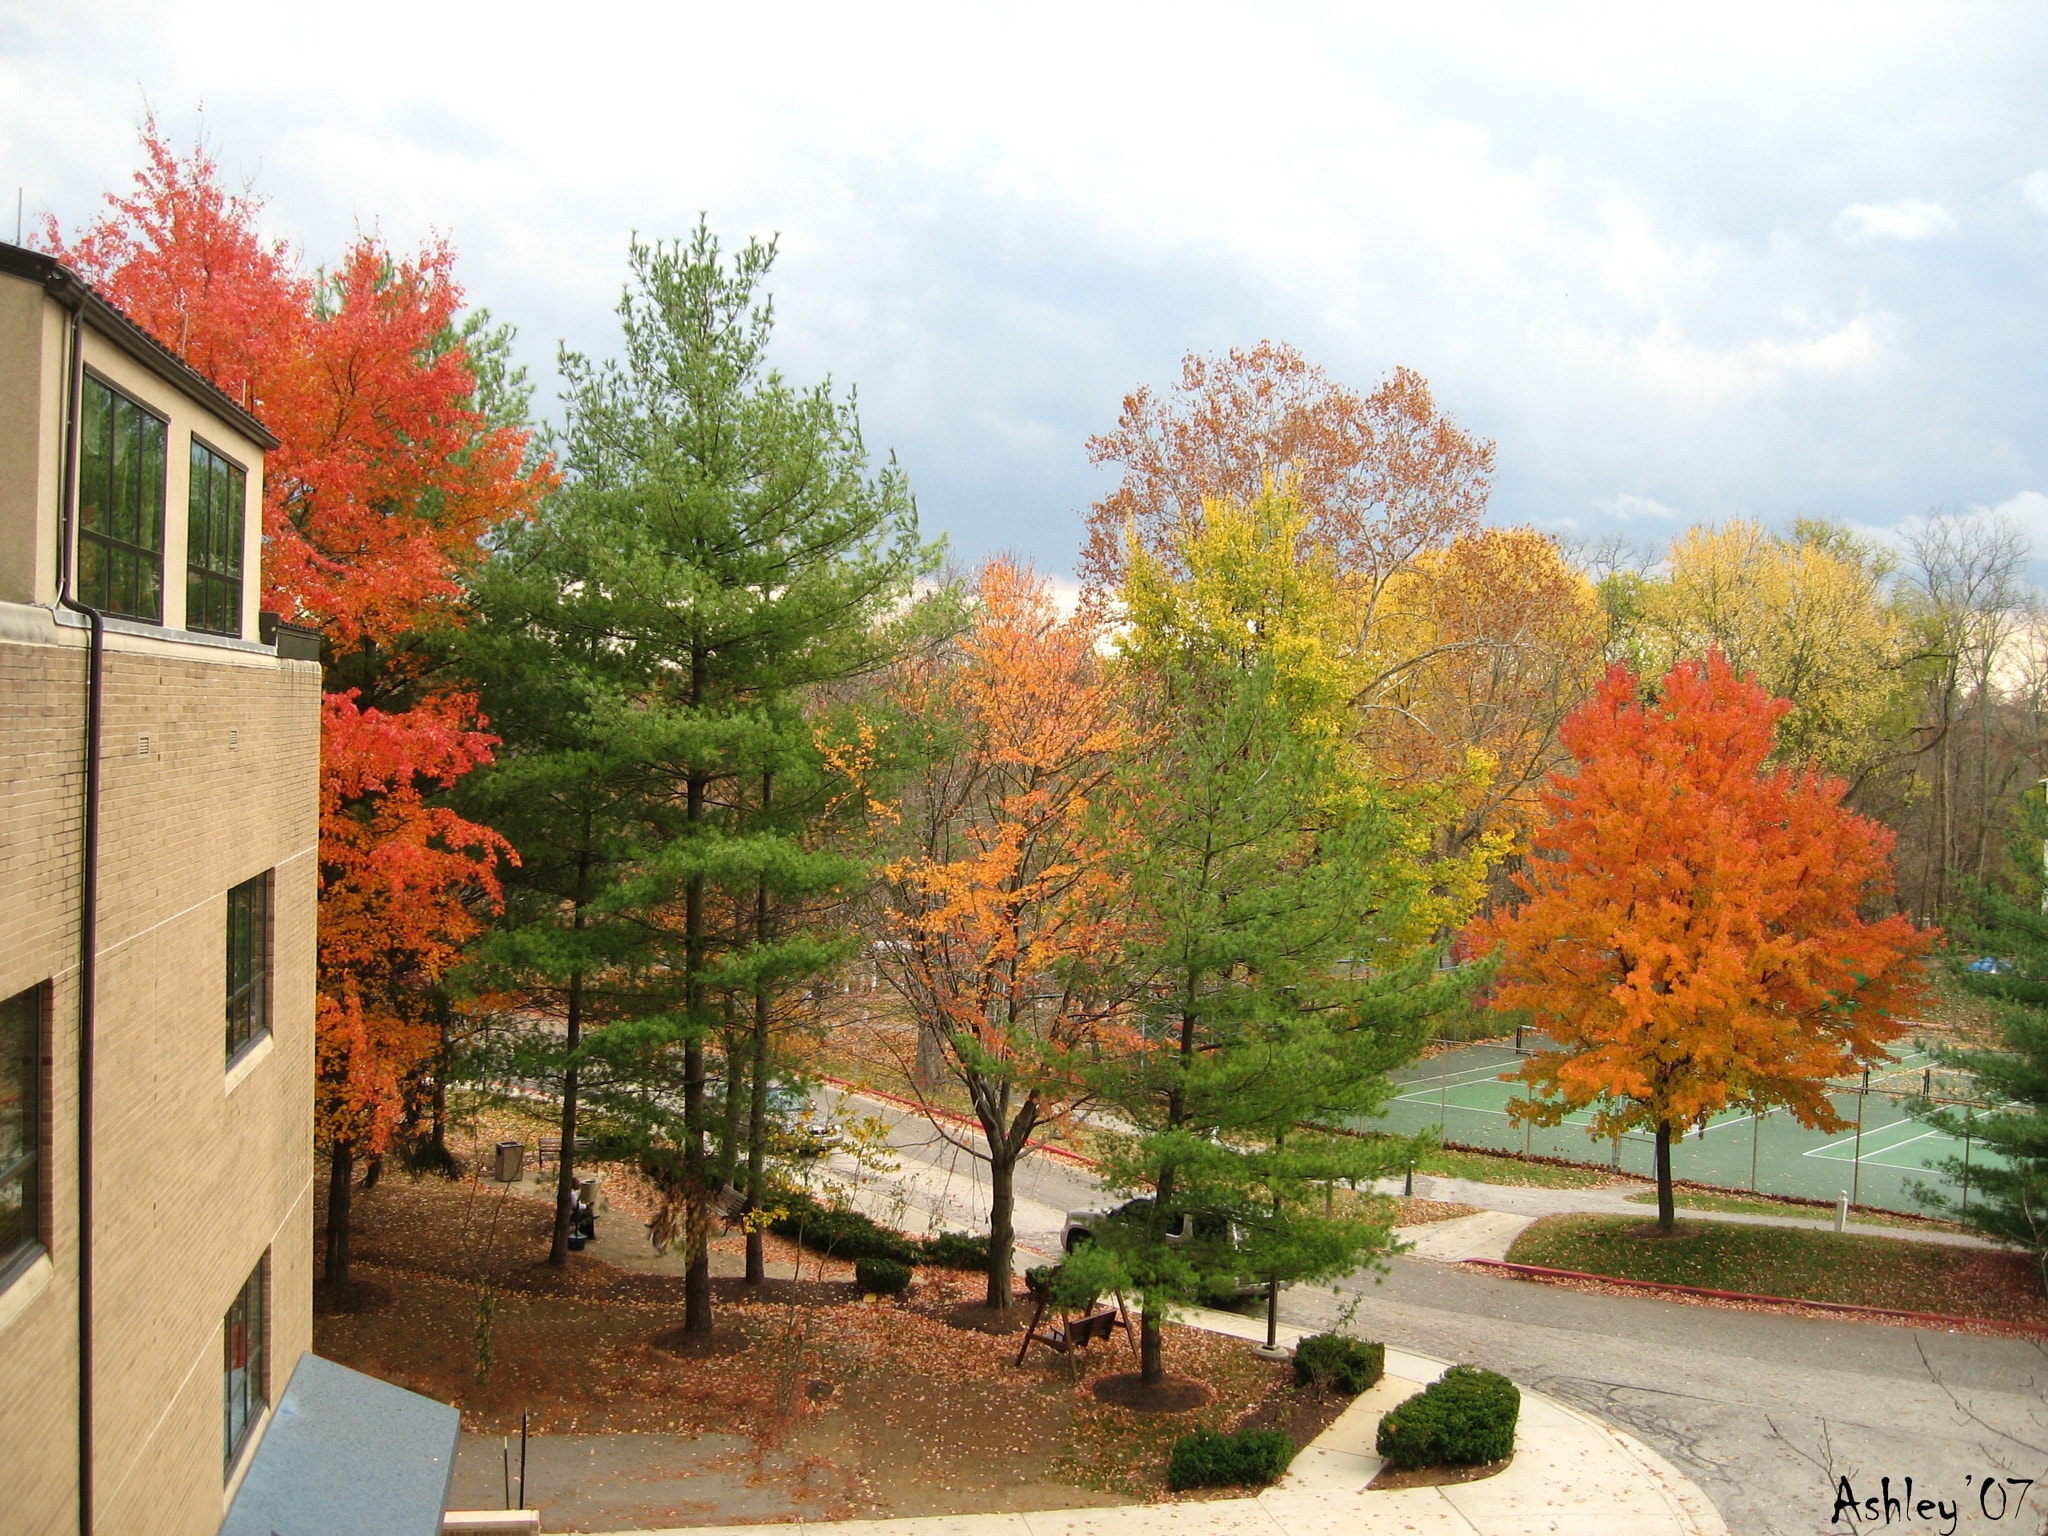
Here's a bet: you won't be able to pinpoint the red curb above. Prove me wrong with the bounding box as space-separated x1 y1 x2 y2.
813 1075 1103 1171
1462 1258 2048 1336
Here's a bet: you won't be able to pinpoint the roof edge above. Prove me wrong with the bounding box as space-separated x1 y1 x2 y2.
0 241 282 451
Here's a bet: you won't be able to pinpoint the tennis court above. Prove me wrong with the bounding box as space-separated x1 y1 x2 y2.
1362 1038 2002 1214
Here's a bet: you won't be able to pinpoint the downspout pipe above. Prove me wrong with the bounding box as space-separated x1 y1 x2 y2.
50 279 101 1536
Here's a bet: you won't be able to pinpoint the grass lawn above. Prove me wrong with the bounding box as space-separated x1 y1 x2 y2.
315 1161 1351 1524
1505 1213 2048 1326
1345 1133 1620 1189
1621 1189 1963 1232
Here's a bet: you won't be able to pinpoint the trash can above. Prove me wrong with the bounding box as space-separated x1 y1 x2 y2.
494 1140 523 1183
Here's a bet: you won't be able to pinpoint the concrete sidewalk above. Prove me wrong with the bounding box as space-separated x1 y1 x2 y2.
606 1307 1726 1536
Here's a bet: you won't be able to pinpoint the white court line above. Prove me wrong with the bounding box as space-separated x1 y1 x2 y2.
1803 1123 1952 1160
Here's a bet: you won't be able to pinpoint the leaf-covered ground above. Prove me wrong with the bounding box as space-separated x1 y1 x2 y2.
1504 1213 2048 1327
315 1171 1351 1521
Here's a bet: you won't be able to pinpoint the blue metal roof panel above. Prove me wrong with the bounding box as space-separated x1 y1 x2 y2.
218 1354 460 1536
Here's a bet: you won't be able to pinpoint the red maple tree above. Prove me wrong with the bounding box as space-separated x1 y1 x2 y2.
1470 652 1932 1230
47 120 552 1279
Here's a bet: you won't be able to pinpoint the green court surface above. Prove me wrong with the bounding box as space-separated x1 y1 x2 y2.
1363 1040 2002 1215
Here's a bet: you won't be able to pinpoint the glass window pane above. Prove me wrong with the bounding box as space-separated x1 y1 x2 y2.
139 413 165 553
224 467 245 576
0 987 40 1268
80 380 110 532
78 379 168 624
110 397 135 545
226 875 269 1060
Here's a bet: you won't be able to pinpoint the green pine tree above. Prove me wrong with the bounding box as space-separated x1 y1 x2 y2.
1074 652 1468 1384
1923 789 2048 1286
460 224 936 1328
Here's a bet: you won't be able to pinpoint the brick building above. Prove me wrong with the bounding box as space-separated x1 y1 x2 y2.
0 242 325 1535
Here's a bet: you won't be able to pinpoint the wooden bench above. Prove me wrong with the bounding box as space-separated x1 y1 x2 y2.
535 1135 590 1169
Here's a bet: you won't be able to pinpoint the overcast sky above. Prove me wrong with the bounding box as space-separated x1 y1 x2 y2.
6 2 2046 581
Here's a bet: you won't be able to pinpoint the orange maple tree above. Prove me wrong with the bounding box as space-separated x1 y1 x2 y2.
1471 652 1932 1229
48 122 551 1279
879 558 1137 1306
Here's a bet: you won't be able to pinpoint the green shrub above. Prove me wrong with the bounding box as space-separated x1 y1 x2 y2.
918 1231 991 1269
855 1256 913 1296
1375 1365 1519 1469
768 1191 919 1266
1166 1427 1296 1490
1293 1333 1384 1395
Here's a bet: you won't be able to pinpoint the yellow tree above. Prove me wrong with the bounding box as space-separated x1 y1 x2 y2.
879 558 1136 1308
1371 528 1608 863
1623 520 1910 785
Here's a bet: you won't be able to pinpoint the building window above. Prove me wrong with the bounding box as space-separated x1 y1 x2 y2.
223 1254 268 1473
78 373 168 624
0 985 43 1281
187 439 247 637
225 874 270 1064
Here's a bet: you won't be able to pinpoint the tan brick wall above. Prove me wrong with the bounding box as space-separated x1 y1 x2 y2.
0 609 319 1536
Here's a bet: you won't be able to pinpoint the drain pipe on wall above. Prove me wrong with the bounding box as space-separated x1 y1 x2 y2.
50 277 103 1536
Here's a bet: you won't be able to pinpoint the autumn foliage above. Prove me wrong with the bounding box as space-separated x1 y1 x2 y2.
1081 340 1495 596
47 122 550 1272
1472 652 1932 1227
881 557 1136 1303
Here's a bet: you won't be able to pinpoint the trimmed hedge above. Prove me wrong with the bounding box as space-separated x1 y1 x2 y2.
855 1256 913 1296
768 1192 919 1266
1375 1365 1519 1469
919 1231 991 1269
1166 1427 1296 1491
1293 1333 1384 1396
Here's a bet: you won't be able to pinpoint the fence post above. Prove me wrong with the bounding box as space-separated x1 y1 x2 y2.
1835 1191 1848 1233
1750 1109 1760 1192
1851 1070 1868 1209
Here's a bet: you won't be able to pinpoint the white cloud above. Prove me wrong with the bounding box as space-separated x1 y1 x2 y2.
1833 199 1957 242
1594 493 1689 524
2017 170 2048 215
1552 313 1889 409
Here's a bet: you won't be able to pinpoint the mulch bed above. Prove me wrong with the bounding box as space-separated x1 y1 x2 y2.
1369 1457 1512 1490
314 1167 1342 1514
1091 1374 1211 1412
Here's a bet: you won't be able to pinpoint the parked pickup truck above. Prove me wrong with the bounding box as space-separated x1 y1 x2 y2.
1059 1197 1267 1301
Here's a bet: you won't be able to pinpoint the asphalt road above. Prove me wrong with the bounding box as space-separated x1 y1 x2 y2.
823 1086 2048 1536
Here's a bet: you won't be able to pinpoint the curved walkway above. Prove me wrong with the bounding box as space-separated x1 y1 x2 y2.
609 1307 1724 1536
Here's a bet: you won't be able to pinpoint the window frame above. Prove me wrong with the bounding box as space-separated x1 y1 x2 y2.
77 369 169 625
185 434 248 638
0 984 46 1289
224 873 272 1068
223 1252 269 1476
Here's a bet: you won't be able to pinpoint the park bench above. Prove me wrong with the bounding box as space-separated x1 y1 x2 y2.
535 1135 590 1169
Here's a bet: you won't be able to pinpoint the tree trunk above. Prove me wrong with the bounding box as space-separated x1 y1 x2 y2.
719 1013 745 1190
986 1147 1018 1309
325 1141 353 1285
1140 1309 1164 1384
914 1023 946 1088
746 978 771 1284
1654 1119 1675 1233
549 967 583 1266
683 766 712 1333
429 991 451 1168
